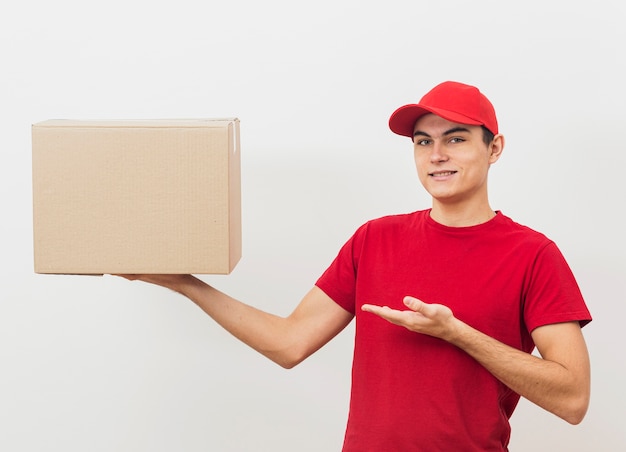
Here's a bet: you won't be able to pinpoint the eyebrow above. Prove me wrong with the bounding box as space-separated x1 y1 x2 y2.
413 126 472 138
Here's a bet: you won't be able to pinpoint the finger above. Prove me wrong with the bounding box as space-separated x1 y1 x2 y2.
361 304 389 314
403 296 424 311
362 304 393 318
404 297 440 320
362 304 407 325
112 274 137 280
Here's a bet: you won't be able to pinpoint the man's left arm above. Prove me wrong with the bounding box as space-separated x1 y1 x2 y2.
362 296 591 424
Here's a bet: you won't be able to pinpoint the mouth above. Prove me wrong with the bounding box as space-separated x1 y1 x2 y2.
428 170 457 177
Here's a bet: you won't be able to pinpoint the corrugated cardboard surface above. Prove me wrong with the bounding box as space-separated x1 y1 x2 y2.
32 119 241 274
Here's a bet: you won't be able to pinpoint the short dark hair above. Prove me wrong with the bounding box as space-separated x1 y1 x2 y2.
481 126 495 146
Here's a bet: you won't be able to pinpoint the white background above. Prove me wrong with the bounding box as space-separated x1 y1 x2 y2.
2 1 625 450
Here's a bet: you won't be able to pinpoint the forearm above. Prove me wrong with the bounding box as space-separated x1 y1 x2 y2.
149 275 300 367
136 275 352 369
448 319 590 424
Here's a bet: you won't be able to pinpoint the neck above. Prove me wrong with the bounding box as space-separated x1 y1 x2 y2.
430 199 496 227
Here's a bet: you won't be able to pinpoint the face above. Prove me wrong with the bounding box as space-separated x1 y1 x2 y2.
412 114 503 207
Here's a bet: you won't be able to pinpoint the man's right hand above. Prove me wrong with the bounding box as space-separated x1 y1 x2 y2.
113 274 198 295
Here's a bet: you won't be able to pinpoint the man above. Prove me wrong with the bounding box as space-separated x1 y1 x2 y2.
120 81 592 451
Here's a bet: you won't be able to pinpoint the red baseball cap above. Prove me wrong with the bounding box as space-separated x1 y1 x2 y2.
388 81 499 138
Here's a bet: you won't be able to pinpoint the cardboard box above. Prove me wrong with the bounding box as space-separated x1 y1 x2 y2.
32 119 241 274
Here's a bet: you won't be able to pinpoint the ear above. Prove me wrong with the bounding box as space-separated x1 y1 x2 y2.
488 134 505 164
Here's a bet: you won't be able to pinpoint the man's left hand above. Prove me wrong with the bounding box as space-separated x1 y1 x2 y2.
361 296 459 341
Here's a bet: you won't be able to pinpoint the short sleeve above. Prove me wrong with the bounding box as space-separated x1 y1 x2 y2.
315 223 369 314
523 241 592 332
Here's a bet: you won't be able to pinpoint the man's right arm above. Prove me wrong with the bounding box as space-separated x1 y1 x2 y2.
118 274 354 368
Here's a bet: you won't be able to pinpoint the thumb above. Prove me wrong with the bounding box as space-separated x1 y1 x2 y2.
403 296 425 312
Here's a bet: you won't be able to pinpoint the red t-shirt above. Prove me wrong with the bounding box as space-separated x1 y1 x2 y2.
316 210 591 451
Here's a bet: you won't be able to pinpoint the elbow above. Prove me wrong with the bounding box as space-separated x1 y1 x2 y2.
274 354 306 370
277 358 300 370
563 402 589 425
556 363 591 425
560 392 590 425
266 345 310 370
563 410 587 426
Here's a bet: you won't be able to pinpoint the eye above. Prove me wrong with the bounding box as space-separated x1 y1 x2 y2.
449 137 465 144
414 138 431 146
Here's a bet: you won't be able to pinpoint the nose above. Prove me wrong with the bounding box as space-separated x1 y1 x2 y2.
430 141 448 163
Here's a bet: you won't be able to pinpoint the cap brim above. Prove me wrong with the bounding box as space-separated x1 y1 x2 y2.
389 104 483 138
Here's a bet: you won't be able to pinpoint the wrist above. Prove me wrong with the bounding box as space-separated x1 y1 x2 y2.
171 274 202 296
444 317 469 345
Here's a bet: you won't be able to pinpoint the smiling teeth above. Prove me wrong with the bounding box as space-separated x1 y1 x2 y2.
432 171 455 176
